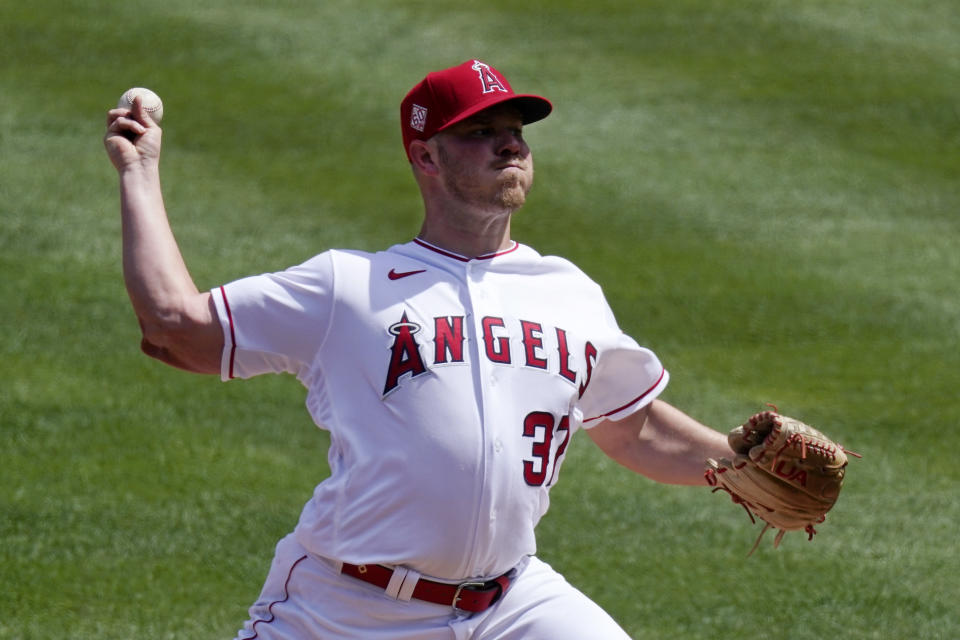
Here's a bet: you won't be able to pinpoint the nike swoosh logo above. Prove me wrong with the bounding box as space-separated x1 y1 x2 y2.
388 268 426 281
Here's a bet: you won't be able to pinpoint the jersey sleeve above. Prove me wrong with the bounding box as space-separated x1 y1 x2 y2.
210 252 335 382
577 299 669 427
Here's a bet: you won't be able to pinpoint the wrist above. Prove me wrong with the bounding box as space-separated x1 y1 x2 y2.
119 161 161 190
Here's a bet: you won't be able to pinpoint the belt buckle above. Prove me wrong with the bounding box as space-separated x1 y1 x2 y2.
452 581 487 613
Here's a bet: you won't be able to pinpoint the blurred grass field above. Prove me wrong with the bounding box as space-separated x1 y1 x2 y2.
2 1 958 638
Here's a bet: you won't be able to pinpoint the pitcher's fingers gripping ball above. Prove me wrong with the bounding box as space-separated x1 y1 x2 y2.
705 409 860 555
117 87 164 124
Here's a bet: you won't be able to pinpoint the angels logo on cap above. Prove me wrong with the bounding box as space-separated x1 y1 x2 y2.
400 59 552 161
471 60 508 94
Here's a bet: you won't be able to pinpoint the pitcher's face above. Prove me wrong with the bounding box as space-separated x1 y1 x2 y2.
434 105 534 213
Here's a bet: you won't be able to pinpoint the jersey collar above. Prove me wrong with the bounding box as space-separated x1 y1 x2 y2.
411 237 520 263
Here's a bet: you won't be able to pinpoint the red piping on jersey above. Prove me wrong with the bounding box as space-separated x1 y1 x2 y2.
413 237 519 262
583 368 667 424
244 554 309 639
219 286 237 380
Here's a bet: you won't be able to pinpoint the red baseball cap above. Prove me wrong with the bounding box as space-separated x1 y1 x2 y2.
400 59 552 161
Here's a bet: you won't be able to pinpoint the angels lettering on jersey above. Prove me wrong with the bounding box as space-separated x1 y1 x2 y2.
383 310 597 399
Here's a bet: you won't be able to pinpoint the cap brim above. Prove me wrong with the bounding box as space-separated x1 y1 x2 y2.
438 94 553 134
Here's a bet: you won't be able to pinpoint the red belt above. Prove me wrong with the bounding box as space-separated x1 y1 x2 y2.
340 562 511 613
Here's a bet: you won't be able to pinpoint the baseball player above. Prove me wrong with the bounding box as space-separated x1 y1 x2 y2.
104 59 733 639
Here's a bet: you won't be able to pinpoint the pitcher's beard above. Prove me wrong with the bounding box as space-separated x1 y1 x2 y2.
438 145 533 213
442 174 531 213
496 175 530 211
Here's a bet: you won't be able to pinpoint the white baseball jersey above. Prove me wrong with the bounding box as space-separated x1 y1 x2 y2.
211 239 668 581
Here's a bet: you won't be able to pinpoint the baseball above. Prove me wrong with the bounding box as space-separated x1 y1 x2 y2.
117 87 164 124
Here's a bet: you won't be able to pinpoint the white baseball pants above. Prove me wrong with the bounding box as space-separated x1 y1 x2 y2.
235 534 631 639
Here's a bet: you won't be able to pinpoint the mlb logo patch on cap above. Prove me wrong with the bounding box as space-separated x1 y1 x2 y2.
410 104 428 133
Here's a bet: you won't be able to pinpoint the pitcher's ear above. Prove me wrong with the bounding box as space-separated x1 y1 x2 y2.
409 140 440 176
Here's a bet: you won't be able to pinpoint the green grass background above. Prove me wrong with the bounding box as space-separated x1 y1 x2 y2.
2 1 958 638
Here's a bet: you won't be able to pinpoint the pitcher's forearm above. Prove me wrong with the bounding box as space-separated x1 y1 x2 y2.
118 165 199 324
637 401 731 485
588 400 732 486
